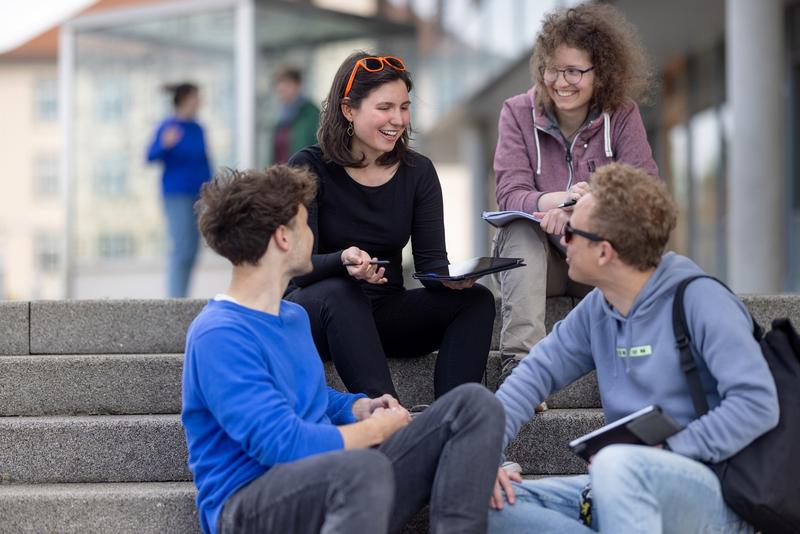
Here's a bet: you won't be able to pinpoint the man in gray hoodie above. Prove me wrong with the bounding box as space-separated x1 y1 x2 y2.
488 163 778 533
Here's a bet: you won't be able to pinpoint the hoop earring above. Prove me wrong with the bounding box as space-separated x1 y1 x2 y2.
346 122 354 137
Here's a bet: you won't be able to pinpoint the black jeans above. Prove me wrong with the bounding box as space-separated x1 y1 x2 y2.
218 383 505 534
286 277 496 399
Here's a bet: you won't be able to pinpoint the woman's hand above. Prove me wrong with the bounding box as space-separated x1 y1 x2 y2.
534 208 571 236
442 278 477 290
341 246 387 285
161 125 183 149
569 181 591 198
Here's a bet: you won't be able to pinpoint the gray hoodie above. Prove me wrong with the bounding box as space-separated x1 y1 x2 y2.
497 252 779 464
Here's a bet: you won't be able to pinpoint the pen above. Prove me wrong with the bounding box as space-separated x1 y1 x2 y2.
558 198 578 208
343 260 390 267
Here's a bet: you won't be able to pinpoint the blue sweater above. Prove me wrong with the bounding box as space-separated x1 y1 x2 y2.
497 252 779 464
146 117 211 196
181 299 365 534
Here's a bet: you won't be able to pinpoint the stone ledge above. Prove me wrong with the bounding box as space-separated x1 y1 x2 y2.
30 300 205 355
0 415 190 484
0 482 199 534
0 354 183 416
0 301 29 355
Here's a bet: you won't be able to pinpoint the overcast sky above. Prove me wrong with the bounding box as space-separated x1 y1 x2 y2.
0 0 95 53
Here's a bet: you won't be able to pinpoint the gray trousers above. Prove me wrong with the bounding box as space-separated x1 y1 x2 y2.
492 220 592 360
218 383 505 534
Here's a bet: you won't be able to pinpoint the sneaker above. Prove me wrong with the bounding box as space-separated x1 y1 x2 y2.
498 355 548 413
409 404 429 418
501 461 522 474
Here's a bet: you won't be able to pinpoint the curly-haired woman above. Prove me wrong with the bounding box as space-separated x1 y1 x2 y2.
493 3 660 388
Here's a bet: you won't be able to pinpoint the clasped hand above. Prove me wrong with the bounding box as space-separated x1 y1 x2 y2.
341 246 387 284
352 394 410 441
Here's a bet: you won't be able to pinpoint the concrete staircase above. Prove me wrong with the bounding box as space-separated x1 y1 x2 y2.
0 295 798 533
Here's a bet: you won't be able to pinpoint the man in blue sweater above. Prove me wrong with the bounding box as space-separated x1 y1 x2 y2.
182 165 504 534
488 163 779 533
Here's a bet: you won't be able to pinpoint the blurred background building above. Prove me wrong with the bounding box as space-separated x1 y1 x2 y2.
0 0 797 300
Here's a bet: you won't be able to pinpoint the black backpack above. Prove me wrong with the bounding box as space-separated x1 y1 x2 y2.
673 275 800 534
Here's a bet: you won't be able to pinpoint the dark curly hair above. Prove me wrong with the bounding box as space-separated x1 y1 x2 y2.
589 163 676 271
317 50 413 168
530 3 652 112
196 165 317 266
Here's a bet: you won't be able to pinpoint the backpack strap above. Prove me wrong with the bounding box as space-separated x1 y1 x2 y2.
672 275 716 417
673 274 766 418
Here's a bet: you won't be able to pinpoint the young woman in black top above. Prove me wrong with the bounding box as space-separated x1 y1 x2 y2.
287 51 495 400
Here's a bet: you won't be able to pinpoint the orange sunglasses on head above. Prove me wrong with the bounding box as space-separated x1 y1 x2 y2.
343 56 406 98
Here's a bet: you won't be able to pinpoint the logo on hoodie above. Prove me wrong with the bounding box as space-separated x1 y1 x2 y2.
616 345 653 358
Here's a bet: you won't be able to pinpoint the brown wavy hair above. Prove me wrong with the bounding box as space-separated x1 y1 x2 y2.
196 165 317 266
530 3 652 112
589 163 676 271
317 51 414 168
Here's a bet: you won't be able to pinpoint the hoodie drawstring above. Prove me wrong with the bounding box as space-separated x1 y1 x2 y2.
532 109 542 175
603 112 613 159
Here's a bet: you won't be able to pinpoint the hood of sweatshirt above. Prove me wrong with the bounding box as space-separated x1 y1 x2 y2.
583 252 712 422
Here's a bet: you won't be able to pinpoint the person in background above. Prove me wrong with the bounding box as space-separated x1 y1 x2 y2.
271 66 320 164
182 164 505 534
488 163 776 533
287 51 496 402
146 82 211 298
493 3 659 393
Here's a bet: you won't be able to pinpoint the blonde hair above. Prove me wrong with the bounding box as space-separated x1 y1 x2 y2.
589 164 676 270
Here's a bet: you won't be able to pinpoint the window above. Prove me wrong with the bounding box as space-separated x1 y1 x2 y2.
95 78 127 122
34 153 59 198
35 232 61 273
34 78 58 122
93 156 128 197
98 233 136 259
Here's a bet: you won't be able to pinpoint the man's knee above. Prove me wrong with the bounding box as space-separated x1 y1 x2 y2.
445 383 505 428
590 444 646 487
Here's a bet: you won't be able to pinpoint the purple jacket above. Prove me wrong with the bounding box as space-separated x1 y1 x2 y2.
494 87 659 213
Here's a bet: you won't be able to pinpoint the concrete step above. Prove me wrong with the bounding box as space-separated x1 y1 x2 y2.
506 408 603 475
0 409 601 484
0 482 200 534
0 415 190 484
0 349 600 417
2 295 798 356
0 354 183 416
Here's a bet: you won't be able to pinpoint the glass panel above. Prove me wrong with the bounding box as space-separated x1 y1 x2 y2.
72 6 236 295
690 107 722 276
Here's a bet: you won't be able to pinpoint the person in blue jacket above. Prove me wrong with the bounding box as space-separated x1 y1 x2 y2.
182 164 504 534
488 163 778 533
146 82 211 297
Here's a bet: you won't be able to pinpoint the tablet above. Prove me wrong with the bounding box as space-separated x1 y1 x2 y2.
568 405 682 462
412 257 525 281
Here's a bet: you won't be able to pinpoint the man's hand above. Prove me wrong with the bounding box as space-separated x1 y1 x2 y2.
534 208 571 236
352 394 401 421
340 405 410 449
490 466 522 510
341 246 387 285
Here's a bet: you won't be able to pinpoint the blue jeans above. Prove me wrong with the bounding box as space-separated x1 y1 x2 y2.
163 195 200 298
488 444 753 534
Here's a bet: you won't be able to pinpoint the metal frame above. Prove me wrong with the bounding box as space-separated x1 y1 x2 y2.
59 0 251 297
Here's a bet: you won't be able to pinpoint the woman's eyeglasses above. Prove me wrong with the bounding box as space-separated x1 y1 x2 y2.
344 56 406 98
539 65 595 85
564 222 609 245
